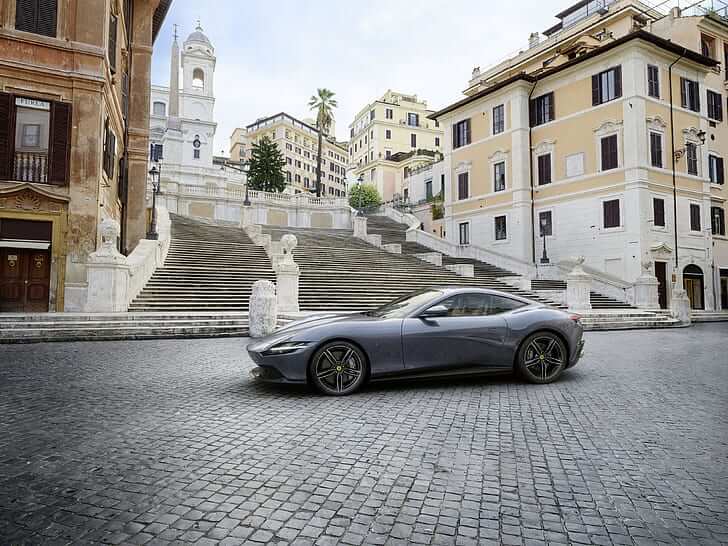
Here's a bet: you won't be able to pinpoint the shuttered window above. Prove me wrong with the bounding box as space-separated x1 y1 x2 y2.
592 66 622 105
653 198 665 227
680 78 700 112
647 65 660 98
530 92 554 127
453 119 471 149
457 172 469 200
709 155 724 185
707 90 723 121
603 199 620 228
492 104 504 134
108 15 118 74
712 206 726 236
493 161 506 192
650 132 663 168
494 216 507 241
103 118 116 179
537 154 551 185
686 143 698 175
690 204 701 232
15 0 57 37
0 91 71 185
600 134 618 170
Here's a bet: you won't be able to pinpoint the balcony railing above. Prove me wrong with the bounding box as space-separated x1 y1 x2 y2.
14 152 48 183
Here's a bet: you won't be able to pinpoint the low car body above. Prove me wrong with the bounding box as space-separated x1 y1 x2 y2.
247 287 584 390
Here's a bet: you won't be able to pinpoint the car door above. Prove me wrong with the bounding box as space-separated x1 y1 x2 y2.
401 293 512 371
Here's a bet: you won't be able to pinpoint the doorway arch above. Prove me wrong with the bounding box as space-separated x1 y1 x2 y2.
683 264 704 310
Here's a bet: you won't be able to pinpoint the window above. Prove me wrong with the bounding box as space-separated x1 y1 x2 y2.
435 293 525 317
600 134 618 171
440 174 445 194
192 135 201 160
459 222 469 245
21 124 40 147
712 206 726 236
690 203 701 232
592 66 622 105
686 143 698 175
457 172 469 200
701 33 716 58
407 113 419 127
385 108 393 119
539 210 552 236
410 133 416 148
193 149 200 159
493 104 504 134
385 149 391 159
680 78 700 112
537 154 551 185
650 132 663 168
493 161 506 192
709 155 724 184
192 68 204 89
150 143 163 162
103 117 116 179
435 136 440 147
370 109 375 121
653 198 665 227
603 199 620 228
452 119 471 148
108 14 118 73
153 101 166 116
385 129 391 140
15 0 58 37
295 173 301 183
286 171 292 182
647 65 660 98
494 216 507 240
530 92 554 126
425 180 433 200
707 90 723 121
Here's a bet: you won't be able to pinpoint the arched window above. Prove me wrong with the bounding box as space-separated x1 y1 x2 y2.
192 68 204 88
152 101 166 116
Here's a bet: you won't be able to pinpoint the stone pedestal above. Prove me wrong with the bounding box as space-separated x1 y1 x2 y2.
85 218 130 313
276 234 300 313
382 243 401 254
566 258 592 312
241 205 256 227
445 263 475 277
633 274 659 309
249 280 277 338
670 283 692 325
353 216 367 239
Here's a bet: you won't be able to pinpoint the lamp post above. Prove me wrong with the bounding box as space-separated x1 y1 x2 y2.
356 174 364 215
540 216 549 264
241 158 251 206
147 164 161 240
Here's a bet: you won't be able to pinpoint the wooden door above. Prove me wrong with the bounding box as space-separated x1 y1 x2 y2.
0 248 50 312
654 261 667 309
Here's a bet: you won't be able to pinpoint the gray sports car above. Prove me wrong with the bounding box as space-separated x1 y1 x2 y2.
247 287 585 396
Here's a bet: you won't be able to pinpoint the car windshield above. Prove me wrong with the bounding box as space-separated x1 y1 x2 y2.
366 289 443 319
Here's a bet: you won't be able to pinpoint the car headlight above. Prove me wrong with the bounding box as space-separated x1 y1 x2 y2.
262 341 311 356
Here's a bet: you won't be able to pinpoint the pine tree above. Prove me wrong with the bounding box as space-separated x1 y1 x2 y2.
247 136 286 193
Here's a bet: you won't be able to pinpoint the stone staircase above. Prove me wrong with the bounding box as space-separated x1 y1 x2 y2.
366 215 632 310
129 214 275 312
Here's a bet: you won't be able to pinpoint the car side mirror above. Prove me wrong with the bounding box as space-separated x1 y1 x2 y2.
420 305 449 318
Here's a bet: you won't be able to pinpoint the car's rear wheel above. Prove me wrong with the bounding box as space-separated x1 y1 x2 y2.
517 332 567 384
309 342 367 396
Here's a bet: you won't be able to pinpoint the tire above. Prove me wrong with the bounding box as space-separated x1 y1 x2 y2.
517 331 568 384
309 341 368 396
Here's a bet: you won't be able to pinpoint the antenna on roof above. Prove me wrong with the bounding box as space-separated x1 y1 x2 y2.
173 23 178 41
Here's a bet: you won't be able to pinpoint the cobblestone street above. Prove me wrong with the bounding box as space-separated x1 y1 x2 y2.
1 324 727 545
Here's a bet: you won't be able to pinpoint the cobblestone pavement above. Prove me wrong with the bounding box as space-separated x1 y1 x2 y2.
1 324 727 545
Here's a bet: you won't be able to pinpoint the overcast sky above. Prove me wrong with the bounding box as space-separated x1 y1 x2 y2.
150 0 562 155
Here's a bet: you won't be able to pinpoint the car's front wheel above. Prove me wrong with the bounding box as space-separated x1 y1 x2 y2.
309 341 368 396
517 332 567 384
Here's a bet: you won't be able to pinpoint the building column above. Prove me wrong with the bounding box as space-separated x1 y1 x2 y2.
510 82 535 263
124 0 157 252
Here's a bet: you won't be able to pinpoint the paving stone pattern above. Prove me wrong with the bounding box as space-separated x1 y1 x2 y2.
1 324 727 545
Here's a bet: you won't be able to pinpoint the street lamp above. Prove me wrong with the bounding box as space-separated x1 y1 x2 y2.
147 164 161 240
356 174 364 215
241 158 251 206
540 215 549 264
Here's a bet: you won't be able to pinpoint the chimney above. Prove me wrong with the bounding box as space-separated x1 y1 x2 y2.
529 32 541 48
670 6 681 18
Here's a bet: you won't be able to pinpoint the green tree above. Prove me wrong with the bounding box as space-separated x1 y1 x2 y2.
247 136 286 193
308 88 338 197
348 184 382 210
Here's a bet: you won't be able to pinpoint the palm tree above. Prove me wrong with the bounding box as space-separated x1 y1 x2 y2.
308 88 338 197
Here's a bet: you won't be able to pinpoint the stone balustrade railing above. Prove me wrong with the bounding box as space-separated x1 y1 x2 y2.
127 207 172 301
176 185 347 208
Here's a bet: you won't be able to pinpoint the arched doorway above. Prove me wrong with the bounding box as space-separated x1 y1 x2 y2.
683 264 704 310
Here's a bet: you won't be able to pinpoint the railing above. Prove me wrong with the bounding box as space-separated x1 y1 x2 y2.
175 185 348 208
14 152 48 183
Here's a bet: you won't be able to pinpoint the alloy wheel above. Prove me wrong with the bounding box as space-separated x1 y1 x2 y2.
521 334 566 383
312 343 365 395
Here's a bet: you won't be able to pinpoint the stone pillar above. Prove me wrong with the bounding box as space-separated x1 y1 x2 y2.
249 280 277 338
353 215 367 239
670 283 692 325
241 205 255 227
566 257 592 312
85 219 130 312
633 261 659 309
276 234 300 313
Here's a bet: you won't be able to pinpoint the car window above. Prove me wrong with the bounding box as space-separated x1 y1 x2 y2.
433 293 525 316
368 289 443 318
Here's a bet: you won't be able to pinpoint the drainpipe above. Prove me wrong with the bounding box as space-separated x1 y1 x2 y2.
668 49 686 275
120 2 134 255
528 80 538 264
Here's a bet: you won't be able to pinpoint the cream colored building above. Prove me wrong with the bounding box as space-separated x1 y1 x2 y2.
349 90 444 201
432 0 728 311
230 113 348 197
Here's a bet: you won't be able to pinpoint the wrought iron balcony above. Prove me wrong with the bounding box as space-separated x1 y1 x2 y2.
13 152 48 183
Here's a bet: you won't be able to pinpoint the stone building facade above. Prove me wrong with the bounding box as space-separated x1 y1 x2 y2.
0 0 171 312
